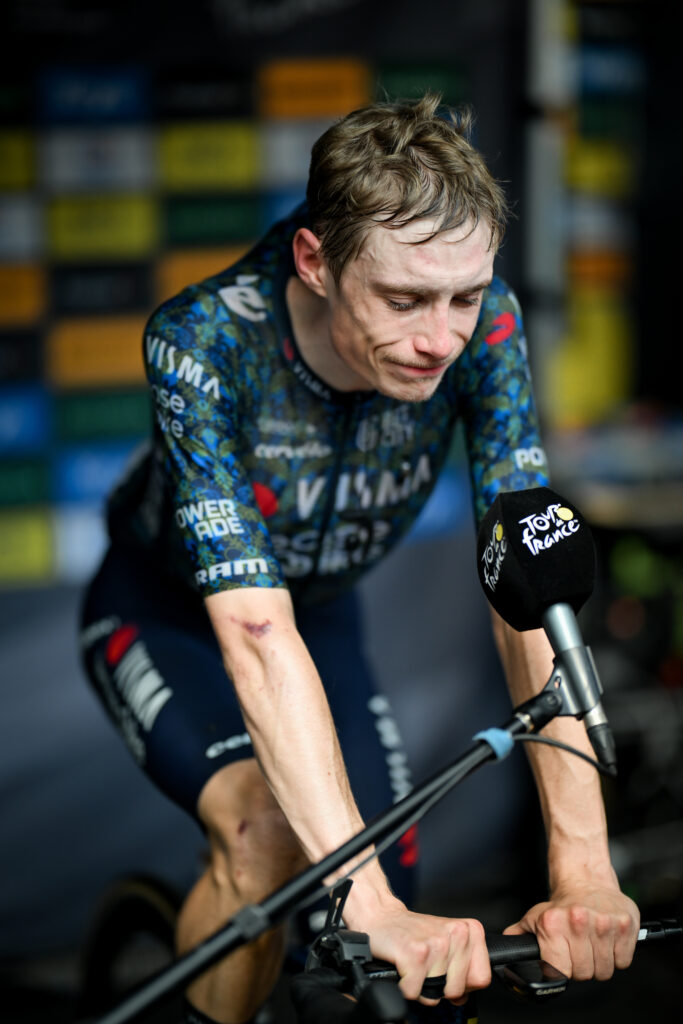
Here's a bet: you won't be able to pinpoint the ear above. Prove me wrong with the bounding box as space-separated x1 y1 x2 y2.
292 227 332 298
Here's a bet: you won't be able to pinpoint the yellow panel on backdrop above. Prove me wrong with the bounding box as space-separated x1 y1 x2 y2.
46 315 147 388
544 286 634 428
156 245 250 303
0 508 52 583
0 131 34 189
0 265 47 326
159 123 259 190
565 138 635 198
258 58 371 118
48 195 158 259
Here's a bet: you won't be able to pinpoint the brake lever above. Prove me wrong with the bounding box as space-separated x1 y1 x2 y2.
306 882 443 1011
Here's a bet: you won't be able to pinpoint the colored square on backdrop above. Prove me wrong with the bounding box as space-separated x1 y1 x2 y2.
257 59 371 118
159 123 259 190
260 120 332 187
37 68 150 124
53 441 141 504
0 459 51 506
375 64 467 105
0 131 35 189
52 502 108 583
164 195 261 246
0 266 47 327
55 390 151 441
261 190 306 231
156 71 253 119
46 316 147 388
0 385 51 455
51 264 152 316
0 332 43 383
0 197 43 262
0 507 53 584
47 195 159 260
156 247 250 304
565 138 635 198
40 128 155 191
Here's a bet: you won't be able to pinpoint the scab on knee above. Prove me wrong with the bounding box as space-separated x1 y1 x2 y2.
197 759 308 899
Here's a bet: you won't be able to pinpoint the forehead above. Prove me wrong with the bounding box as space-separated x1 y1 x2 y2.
349 217 494 287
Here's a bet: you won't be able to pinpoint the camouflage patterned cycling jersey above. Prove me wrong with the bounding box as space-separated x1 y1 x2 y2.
107 205 550 605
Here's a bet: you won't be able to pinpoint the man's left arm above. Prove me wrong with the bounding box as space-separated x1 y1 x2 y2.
489 608 640 980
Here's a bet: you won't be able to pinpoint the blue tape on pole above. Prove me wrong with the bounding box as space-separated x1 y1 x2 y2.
472 728 514 761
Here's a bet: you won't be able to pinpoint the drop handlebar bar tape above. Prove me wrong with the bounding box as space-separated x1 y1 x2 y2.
366 934 541 997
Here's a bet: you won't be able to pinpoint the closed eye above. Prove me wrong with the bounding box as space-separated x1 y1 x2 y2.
387 299 419 312
453 293 483 308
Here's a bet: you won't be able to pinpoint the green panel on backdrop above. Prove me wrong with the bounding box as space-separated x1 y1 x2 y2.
0 459 51 505
165 195 262 245
375 65 467 105
56 390 151 441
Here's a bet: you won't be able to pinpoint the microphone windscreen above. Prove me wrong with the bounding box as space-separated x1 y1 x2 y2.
476 487 596 631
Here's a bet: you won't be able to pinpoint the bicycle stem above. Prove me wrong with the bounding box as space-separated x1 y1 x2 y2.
89 690 563 1024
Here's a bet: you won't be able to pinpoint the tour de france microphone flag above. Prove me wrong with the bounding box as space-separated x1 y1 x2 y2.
476 486 597 633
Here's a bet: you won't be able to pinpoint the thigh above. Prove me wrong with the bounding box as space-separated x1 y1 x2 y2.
80 546 254 818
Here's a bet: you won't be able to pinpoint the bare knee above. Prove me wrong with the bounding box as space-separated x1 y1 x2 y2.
198 759 308 902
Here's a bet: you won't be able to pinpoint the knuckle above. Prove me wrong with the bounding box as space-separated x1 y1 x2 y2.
539 907 564 936
447 918 470 944
568 905 590 933
594 912 613 938
616 912 634 936
409 940 431 966
466 917 486 943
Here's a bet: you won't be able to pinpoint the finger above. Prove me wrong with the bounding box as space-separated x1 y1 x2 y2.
613 911 639 971
535 908 573 977
443 919 490 1003
590 912 617 981
565 906 595 981
502 921 527 936
418 932 453 1006
397 935 448 1003
465 921 492 992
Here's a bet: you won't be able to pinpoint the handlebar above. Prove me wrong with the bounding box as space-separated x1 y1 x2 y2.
293 918 683 1022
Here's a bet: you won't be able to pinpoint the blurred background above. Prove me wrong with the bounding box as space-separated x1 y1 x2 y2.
1 0 682 1020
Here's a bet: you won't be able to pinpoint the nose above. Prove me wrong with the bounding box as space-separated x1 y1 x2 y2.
414 306 454 362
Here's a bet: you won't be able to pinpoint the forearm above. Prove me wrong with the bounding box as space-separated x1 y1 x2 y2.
490 610 616 889
205 588 394 914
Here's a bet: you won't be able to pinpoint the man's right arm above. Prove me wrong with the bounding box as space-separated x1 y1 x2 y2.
204 585 491 1004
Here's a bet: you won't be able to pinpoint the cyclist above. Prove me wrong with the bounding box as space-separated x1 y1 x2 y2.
80 94 639 1024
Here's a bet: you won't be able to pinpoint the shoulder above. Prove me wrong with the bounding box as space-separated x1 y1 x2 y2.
145 203 305 352
473 275 524 348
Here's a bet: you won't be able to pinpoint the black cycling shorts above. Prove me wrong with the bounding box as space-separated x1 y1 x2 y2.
80 544 417 906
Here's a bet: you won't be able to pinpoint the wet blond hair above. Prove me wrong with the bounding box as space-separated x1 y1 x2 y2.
306 92 509 282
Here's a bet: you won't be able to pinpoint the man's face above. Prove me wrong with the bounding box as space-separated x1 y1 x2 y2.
323 217 495 402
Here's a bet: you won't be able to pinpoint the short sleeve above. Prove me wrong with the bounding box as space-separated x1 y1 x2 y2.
142 293 288 597
455 279 551 528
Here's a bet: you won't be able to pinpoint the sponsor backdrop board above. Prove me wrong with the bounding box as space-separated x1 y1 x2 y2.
7 52 621 589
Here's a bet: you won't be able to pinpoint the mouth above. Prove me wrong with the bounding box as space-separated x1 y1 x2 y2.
388 361 449 379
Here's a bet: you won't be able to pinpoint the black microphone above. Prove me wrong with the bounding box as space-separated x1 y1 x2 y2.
476 486 617 775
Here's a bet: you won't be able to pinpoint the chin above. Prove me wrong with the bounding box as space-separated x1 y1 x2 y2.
375 377 442 403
